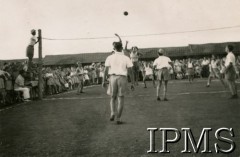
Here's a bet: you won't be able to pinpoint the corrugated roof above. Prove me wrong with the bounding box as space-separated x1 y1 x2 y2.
1 41 240 66
43 46 190 65
139 46 190 59
43 52 111 65
189 42 240 56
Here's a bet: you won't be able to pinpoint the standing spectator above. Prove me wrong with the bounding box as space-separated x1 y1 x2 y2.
83 66 90 86
76 62 84 94
45 68 56 95
194 60 202 78
99 64 104 84
224 45 238 99
53 70 61 93
91 63 97 84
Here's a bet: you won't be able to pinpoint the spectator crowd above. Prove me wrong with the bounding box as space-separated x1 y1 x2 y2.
0 55 240 106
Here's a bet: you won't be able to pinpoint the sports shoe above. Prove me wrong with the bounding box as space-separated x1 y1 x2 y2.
229 94 238 99
116 120 123 125
163 98 169 101
110 115 115 121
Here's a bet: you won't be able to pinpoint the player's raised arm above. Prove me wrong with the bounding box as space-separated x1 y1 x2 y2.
114 33 122 43
125 41 128 50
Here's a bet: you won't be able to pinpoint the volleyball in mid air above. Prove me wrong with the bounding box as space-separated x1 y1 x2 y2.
124 11 128 16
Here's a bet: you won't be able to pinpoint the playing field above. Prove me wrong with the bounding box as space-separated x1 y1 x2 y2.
0 79 239 157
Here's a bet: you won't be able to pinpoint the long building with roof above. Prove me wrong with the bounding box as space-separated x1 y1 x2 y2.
1 41 240 66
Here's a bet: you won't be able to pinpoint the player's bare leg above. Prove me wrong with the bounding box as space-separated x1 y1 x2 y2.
116 96 124 124
163 81 168 101
110 96 117 121
157 80 162 101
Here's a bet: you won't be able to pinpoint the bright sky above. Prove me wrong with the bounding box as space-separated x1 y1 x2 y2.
1 0 240 59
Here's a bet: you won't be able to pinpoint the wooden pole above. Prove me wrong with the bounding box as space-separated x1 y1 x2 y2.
38 29 43 100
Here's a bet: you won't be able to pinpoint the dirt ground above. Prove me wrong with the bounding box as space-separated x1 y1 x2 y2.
0 79 240 157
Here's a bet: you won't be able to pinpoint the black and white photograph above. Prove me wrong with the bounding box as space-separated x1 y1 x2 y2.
0 0 240 156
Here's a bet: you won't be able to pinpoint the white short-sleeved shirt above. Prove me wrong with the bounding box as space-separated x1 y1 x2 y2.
153 56 171 70
105 51 133 76
202 60 209 66
76 67 84 75
145 66 153 75
225 52 236 67
15 75 25 88
130 52 139 62
211 60 218 69
29 36 37 46
188 62 193 68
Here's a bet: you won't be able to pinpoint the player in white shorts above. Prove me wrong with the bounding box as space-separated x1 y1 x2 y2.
206 55 226 88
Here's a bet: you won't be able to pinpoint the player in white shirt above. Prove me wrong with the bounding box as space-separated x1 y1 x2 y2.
206 55 226 88
142 61 155 88
102 37 134 124
153 49 174 101
201 57 210 78
224 45 238 99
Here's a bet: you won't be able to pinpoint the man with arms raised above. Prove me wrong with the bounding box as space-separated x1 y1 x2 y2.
102 35 134 124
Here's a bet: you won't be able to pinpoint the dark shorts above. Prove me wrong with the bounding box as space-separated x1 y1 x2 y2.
132 62 139 72
187 68 194 76
26 45 34 59
225 66 236 81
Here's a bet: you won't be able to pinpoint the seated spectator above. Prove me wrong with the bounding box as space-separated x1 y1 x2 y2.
14 70 30 101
